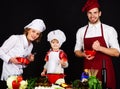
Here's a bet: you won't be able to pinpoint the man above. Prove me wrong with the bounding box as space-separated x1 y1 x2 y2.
74 0 120 89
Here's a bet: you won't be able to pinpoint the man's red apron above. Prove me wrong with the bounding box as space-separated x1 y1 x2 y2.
83 24 116 89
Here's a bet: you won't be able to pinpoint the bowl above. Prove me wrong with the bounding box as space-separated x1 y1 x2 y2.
85 50 96 56
16 57 30 65
46 73 65 84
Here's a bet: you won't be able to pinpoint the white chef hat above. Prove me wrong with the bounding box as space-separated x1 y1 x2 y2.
24 19 46 32
47 29 66 46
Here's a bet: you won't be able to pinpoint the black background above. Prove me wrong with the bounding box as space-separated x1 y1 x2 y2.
0 0 120 88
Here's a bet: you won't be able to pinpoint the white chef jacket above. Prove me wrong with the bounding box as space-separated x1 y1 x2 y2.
0 34 33 81
74 21 120 52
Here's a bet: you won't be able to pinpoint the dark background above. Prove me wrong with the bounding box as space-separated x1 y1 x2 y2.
0 0 120 88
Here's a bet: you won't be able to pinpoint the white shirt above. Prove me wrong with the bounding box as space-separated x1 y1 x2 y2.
74 21 120 52
0 34 33 80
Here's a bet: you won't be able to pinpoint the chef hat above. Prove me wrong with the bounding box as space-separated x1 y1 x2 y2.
24 19 46 32
47 29 66 46
82 0 100 12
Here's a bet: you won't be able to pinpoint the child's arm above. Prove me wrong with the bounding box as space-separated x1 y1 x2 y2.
41 63 47 76
41 68 47 76
41 60 48 76
59 50 69 68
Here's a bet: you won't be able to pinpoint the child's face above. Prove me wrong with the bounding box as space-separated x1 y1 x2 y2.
50 39 60 51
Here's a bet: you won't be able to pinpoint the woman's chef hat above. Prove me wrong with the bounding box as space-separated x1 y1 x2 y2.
24 19 46 32
47 29 66 46
82 0 100 12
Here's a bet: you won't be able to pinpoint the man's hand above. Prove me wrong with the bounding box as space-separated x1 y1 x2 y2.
92 40 101 51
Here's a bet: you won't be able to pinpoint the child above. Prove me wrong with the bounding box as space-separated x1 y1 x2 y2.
41 29 68 76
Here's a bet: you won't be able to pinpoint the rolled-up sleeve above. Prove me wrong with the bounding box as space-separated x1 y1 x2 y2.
107 27 120 52
74 28 84 51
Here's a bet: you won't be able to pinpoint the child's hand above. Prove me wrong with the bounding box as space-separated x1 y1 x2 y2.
41 72 46 76
60 60 66 66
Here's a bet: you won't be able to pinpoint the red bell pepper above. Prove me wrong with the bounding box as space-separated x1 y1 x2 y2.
12 80 20 89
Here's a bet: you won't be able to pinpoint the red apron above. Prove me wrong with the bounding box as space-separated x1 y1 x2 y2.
83 24 116 89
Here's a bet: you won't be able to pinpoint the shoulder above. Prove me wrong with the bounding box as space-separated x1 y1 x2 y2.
59 50 67 55
59 49 65 53
102 23 116 31
59 49 67 58
8 34 21 40
76 25 87 35
77 25 87 32
102 23 117 34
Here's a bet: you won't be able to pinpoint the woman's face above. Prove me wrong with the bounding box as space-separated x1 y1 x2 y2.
50 39 60 51
27 28 41 42
87 8 101 24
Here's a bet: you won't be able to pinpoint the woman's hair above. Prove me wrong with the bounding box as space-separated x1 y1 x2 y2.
24 28 42 43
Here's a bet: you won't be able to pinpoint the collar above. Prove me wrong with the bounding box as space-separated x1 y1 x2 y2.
88 21 101 29
50 49 61 52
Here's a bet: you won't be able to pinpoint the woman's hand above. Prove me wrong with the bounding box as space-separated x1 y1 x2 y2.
9 57 21 64
27 53 36 62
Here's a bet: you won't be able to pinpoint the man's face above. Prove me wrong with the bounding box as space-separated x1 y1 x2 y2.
87 8 101 24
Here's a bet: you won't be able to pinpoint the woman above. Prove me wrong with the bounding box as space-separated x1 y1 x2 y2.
0 19 46 82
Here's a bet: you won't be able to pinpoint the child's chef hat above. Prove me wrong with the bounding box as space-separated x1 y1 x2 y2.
47 29 66 46
24 19 46 32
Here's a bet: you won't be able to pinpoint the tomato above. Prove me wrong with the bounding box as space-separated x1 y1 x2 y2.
17 76 23 82
12 80 20 89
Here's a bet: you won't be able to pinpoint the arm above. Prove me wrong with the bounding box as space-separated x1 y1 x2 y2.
59 50 69 68
41 53 48 76
41 61 48 76
74 50 95 60
92 40 120 57
74 50 86 57
0 35 19 63
41 68 47 76
74 28 95 60
74 28 85 58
